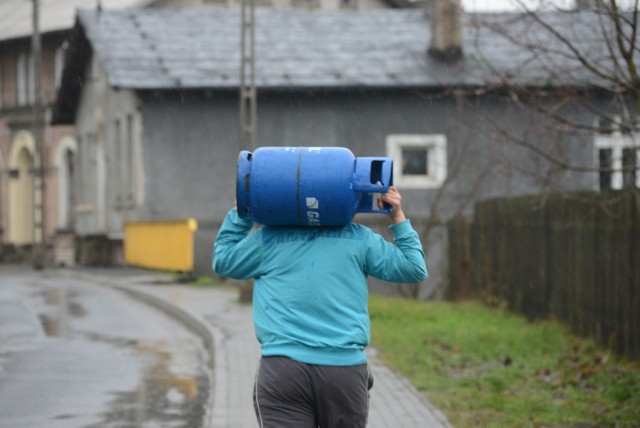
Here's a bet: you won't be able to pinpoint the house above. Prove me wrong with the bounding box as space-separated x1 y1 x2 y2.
0 0 156 265
1 0 401 266
52 6 640 297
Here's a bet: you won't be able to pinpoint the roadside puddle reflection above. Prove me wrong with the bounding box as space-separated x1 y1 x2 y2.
33 286 210 426
94 340 210 427
38 287 86 337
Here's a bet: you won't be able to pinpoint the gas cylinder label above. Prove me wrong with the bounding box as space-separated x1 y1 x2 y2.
306 197 321 226
306 197 319 209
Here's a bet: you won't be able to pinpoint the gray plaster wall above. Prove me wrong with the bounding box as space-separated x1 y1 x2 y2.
141 89 599 219
139 91 240 222
74 55 141 238
139 88 601 295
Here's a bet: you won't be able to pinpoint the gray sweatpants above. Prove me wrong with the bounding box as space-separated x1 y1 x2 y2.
253 356 374 428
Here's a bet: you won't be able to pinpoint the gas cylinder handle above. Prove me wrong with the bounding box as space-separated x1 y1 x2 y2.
236 151 253 218
352 157 394 214
352 157 393 192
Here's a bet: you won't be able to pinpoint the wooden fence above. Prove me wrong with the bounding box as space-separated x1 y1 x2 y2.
448 190 640 358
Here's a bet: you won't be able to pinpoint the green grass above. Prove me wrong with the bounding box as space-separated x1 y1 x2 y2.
189 275 218 286
369 296 640 427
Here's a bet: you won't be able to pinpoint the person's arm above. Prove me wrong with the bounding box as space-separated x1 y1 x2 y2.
366 187 428 283
212 208 264 279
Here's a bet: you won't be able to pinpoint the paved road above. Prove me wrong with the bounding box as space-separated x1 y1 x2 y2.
63 267 453 428
0 266 211 428
1 266 452 427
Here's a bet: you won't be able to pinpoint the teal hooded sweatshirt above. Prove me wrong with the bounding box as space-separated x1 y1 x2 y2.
212 209 428 366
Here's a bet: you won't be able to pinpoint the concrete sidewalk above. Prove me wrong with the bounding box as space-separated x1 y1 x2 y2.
66 268 452 428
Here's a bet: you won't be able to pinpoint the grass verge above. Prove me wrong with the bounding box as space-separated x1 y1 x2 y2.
369 296 640 427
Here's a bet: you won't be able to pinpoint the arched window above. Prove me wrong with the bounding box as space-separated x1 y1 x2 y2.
55 137 77 230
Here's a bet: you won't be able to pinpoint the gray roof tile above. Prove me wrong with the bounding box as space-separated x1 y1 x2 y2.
75 8 634 90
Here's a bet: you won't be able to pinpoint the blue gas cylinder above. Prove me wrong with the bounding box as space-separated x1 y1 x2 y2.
236 147 393 226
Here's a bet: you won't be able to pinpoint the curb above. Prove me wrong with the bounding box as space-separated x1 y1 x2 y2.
58 269 222 428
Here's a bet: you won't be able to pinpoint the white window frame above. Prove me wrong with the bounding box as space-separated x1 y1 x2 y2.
594 118 640 190
386 134 448 188
55 136 77 230
54 45 65 93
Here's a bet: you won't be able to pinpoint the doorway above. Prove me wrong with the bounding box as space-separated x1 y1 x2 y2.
8 131 36 246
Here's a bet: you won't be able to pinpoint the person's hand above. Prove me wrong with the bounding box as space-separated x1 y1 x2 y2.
377 186 406 224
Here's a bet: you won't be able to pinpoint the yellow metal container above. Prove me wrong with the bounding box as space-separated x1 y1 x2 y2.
124 219 198 272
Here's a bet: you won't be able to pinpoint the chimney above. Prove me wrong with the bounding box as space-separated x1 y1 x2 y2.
429 0 463 62
573 0 592 10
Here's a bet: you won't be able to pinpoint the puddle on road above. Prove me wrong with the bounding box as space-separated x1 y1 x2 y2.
33 285 211 427
37 287 86 338
90 339 210 428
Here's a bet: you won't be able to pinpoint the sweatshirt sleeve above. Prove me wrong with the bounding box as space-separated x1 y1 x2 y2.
212 209 264 280
364 219 428 283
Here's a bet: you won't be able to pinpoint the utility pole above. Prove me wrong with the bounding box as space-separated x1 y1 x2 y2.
239 0 256 302
32 0 45 269
240 0 257 151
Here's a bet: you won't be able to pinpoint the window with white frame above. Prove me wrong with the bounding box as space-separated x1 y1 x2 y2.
54 45 65 93
386 134 448 188
595 117 640 190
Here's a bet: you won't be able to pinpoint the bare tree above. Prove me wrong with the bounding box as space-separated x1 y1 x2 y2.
392 92 496 300
467 0 640 183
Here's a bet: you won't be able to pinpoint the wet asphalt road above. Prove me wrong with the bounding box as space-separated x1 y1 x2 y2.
0 266 211 428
